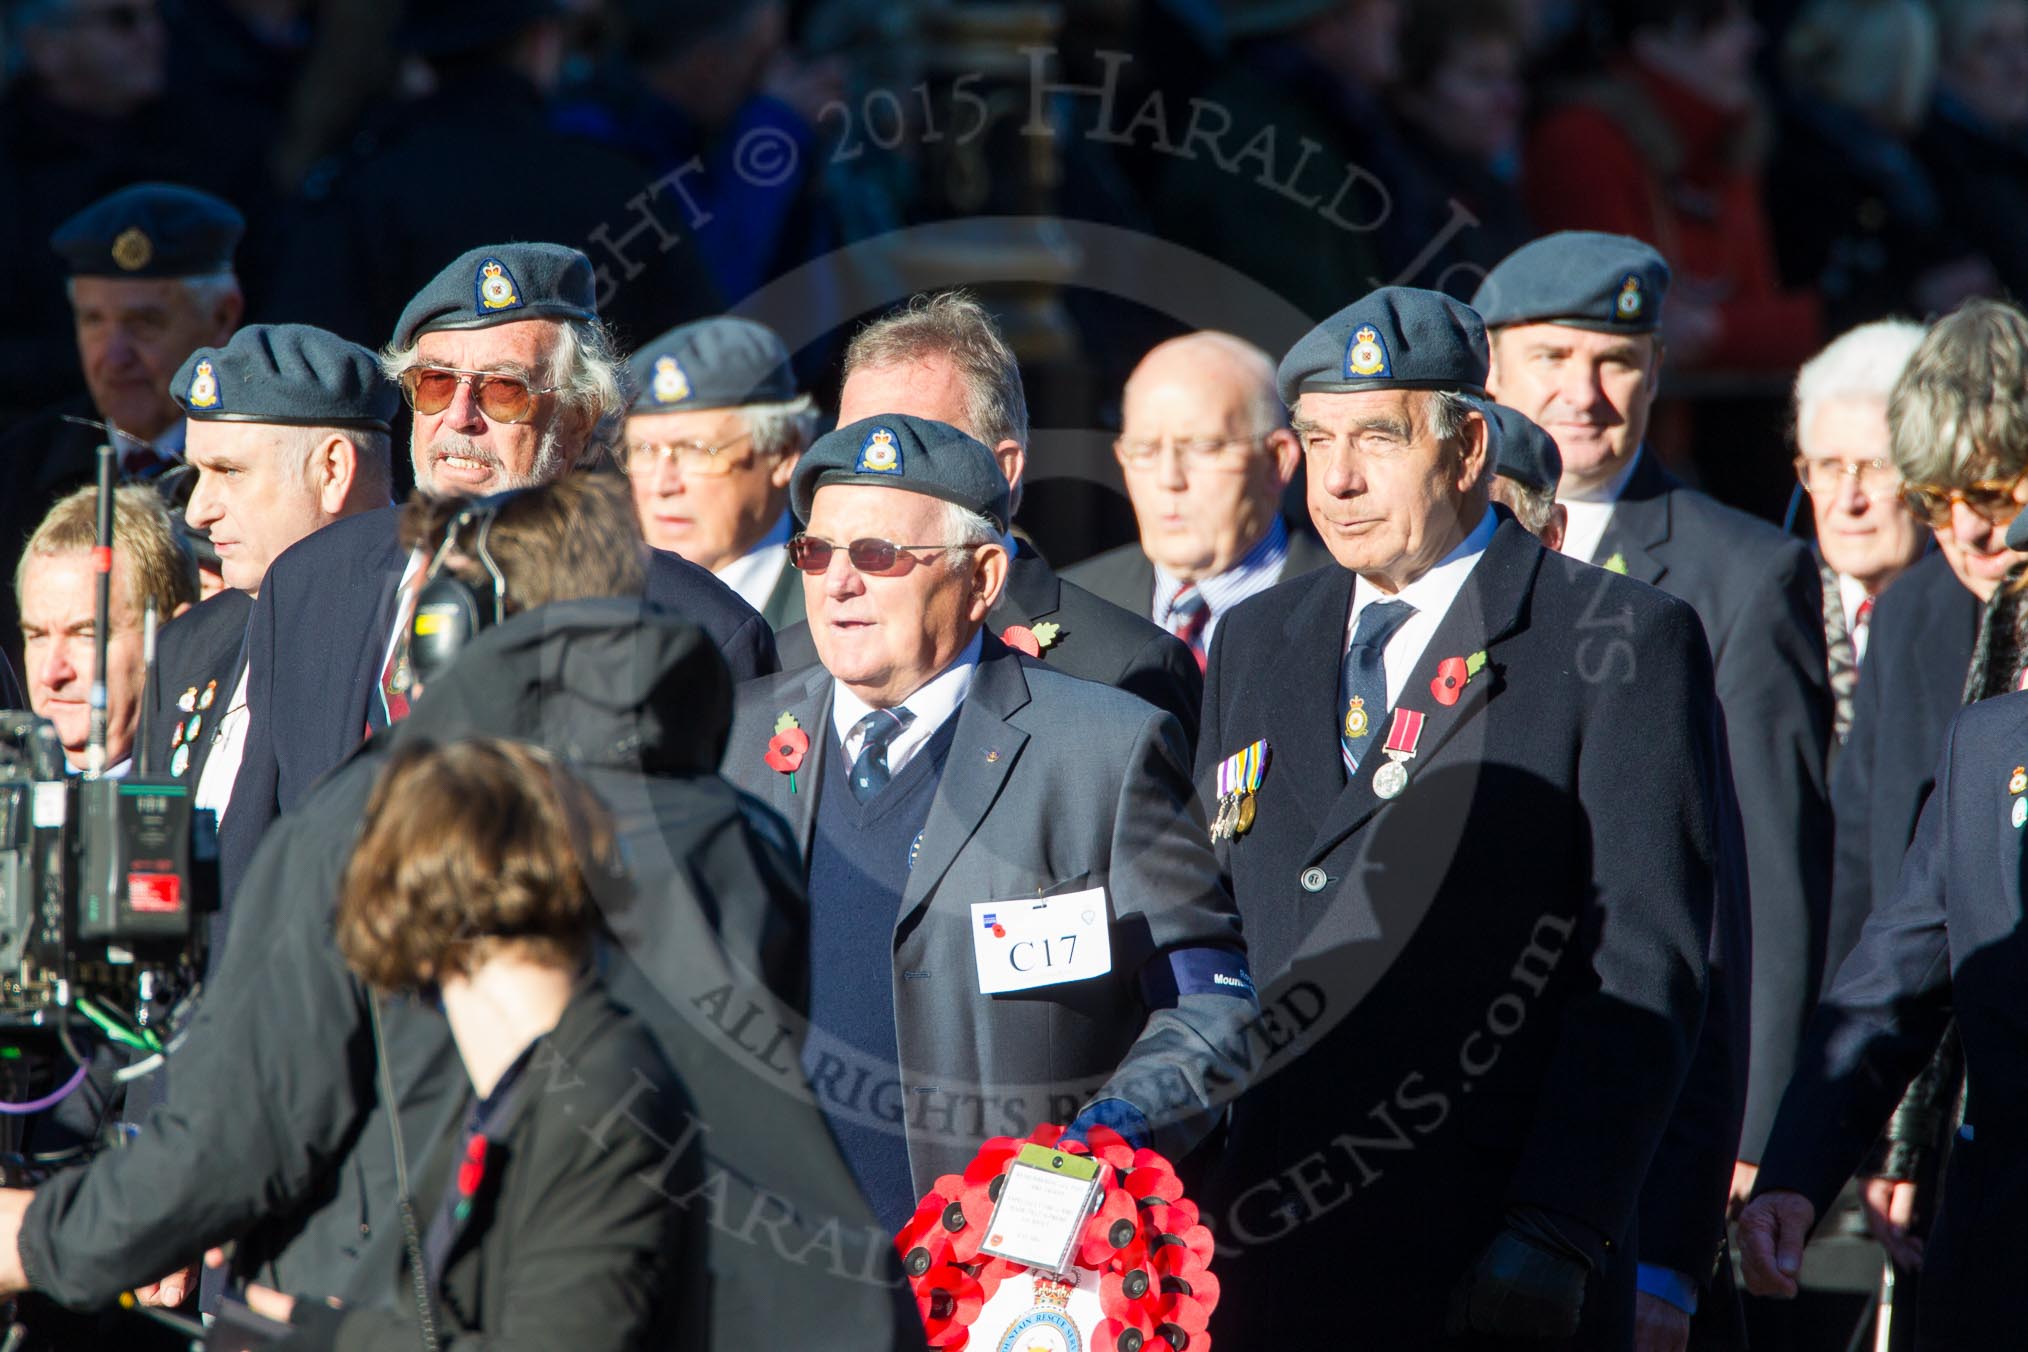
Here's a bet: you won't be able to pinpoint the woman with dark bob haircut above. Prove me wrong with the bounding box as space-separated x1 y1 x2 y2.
236 737 705 1351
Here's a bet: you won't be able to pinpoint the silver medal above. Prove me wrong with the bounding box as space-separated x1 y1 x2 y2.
1372 758 1409 800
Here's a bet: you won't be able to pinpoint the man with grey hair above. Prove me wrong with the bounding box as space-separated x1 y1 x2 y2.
724 412 1252 1231
1791 320 1929 743
1066 331 1332 668
622 317 817 629
776 290 1205 745
0 181 244 677
219 243 776 903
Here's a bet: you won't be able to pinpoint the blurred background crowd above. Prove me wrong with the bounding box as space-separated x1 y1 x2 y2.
6 0 2026 561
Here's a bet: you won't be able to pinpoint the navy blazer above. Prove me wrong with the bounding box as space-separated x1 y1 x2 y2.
1060 522 1336 620
219 506 778 904
1757 691 2028 1345
139 588 251 787
1825 551 1981 985
775 546 1205 750
1196 515 1724 1349
1592 451 1834 1164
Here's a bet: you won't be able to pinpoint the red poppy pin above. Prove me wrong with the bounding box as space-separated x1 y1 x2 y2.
454 1134 488 1222
1430 650 1489 706
765 711 810 792
1001 621 1062 658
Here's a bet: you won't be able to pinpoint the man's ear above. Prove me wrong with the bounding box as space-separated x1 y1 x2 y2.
970 541 1011 621
770 450 800 491
1266 428 1301 488
993 439 1025 498
1542 503 1569 554
209 287 245 343
318 434 359 515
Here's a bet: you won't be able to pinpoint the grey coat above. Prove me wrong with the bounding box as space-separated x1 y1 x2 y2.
722 638 1255 1191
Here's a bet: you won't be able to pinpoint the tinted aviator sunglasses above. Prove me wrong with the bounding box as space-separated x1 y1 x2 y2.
399 367 558 424
788 533 977 577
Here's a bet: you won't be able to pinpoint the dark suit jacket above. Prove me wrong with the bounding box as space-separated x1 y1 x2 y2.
774 548 1204 749
288 986 706 1352
760 558 804 631
219 506 778 904
139 588 251 786
1757 691 2028 1346
1591 452 1833 1168
1060 523 1334 618
1197 515 1723 1349
722 639 1254 1191
1826 551 1980 986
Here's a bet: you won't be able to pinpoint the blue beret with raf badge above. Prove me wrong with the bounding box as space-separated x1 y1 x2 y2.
1486 403 1563 495
1276 286 1490 408
391 242 598 349
791 414 1011 533
51 182 244 279
628 317 798 415
1471 231 1671 335
173 324 399 429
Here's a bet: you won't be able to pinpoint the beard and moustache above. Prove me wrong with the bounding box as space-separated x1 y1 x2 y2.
412 424 570 494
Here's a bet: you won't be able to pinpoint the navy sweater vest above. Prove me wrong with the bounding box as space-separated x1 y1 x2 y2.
803 715 960 1232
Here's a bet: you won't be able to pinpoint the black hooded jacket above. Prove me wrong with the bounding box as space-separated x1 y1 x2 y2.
20 599 906 1348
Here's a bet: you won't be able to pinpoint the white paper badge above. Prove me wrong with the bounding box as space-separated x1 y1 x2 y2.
978 1158 1101 1273
971 889 1113 995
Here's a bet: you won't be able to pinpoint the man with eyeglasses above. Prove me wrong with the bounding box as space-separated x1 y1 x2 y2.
217 243 776 907
1790 321 1930 747
1476 231 1832 1350
773 292 1204 744
1065 332 1332 670
622 317 815 629
721 412 1255 1233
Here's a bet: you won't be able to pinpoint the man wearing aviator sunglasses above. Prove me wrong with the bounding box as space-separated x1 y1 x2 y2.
216 243 777 907
723 412 1253 1233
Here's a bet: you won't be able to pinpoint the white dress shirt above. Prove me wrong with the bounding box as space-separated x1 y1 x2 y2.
714 512 793 616
1152 517 1292 650
195 662 250 819
830 630 983 777
1343 508 1499 709
1558 447 1645 565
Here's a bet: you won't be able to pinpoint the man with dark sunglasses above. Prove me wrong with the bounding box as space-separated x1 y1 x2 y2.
217 242 777 911
722 411 1255 1235
771 292 1205 749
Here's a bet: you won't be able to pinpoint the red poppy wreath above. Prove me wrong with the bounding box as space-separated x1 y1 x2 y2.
895 1123 1219 1352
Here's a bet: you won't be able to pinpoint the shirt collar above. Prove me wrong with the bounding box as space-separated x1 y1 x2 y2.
1348 505 1497 632
1153 516 1291 620
830 628 984 748
1559 445 1643 505
712 511 793 613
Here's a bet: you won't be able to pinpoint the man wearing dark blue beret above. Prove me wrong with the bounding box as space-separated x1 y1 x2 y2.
136 324 398 823
622 317 815 629
1479 230 1834 1344
219 243 778 909
773 292 1206 749
0 181 246 678
722 411 1254 1231
1197 285 1725 1351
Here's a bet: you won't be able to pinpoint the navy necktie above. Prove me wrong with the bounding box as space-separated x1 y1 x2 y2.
1340 600 1415 774
849 707 916 802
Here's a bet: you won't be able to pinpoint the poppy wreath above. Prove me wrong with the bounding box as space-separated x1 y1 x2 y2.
895 1123 1219 1352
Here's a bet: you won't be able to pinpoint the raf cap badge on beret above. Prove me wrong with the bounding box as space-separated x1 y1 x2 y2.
475 257 522 313
111 227 153 272
1346 326 1391 380
651 355 691 405
857 426 903 474
186 361 220 409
